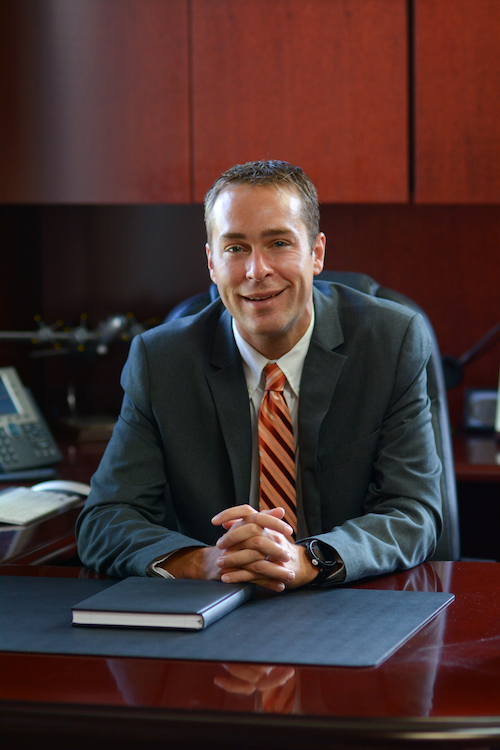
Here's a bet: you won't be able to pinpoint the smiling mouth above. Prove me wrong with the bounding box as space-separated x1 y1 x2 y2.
243 290 283 301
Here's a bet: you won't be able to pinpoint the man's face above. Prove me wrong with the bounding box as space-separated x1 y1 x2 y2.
206 184 325 359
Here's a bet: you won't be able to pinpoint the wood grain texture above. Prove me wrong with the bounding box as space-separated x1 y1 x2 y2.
192 0 408 203
0 0 190 203
415 0 500 203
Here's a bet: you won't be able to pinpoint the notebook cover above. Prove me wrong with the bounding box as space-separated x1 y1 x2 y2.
0 576 454 667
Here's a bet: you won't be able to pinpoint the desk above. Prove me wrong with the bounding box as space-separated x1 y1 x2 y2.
1 561 500 749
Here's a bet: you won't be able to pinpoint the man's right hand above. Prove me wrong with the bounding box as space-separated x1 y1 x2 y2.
158 541 288 591
159 545 222 581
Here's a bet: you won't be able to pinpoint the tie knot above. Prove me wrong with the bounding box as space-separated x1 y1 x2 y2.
264 363 286 392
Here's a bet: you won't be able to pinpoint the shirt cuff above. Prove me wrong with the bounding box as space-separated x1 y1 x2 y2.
320 544 345 584
323 557 346 584
147 553 176 579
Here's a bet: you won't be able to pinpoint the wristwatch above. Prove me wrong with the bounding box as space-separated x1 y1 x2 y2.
299 539 344 586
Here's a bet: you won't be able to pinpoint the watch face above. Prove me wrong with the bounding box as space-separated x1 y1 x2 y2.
313 540 336 566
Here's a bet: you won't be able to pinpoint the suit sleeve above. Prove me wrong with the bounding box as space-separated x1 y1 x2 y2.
312 313 443 583
75 334 208 578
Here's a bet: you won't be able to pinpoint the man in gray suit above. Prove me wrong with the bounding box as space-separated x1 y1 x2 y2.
76 160 442 591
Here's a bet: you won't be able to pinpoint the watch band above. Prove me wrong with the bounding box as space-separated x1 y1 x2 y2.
299 539 344 586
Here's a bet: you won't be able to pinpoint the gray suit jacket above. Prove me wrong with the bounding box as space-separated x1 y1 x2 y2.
76 284 442 581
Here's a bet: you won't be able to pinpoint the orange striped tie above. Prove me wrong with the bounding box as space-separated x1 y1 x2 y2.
258 363 297 536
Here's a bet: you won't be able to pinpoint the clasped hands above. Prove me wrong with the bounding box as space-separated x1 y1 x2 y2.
162 505 318 591
211 505 318 592
215 662 296 700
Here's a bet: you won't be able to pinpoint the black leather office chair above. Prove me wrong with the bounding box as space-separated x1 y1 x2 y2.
166 271 460 562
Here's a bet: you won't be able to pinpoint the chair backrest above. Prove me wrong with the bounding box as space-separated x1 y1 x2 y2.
165 270 460 561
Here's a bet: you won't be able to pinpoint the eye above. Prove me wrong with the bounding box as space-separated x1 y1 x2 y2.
225 244 245 253
272 240 290 248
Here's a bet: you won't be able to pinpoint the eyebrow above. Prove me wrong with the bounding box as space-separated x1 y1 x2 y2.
220 232 246 240
261 228 295 238
220 228 296 241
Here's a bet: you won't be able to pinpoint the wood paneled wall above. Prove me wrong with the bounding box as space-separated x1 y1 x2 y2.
4 1 500 204
415 0 500 202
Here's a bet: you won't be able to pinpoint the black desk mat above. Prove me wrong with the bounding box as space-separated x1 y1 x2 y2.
0 576 454 667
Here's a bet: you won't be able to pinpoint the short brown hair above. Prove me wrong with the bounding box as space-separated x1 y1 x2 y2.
204 160 320 247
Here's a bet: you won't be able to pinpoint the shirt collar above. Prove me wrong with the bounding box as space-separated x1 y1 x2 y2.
232 306 315 398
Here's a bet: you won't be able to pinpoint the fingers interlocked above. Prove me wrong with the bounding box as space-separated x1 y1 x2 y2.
212 506 296 591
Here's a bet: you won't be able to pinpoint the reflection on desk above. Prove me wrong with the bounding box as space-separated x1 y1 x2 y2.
0 502 84 564
1 561 500 749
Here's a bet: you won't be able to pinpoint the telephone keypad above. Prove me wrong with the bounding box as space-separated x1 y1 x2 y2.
0 429 19 467
0 368 63 472
0 423 59 470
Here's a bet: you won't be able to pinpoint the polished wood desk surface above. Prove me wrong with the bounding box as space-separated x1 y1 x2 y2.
1 561 500 749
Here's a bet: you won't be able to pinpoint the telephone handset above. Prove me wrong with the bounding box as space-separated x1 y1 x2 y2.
0 367 62 474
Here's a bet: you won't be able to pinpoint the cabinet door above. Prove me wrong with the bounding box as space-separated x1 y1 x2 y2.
0 0 190 203
192 0 408 203
415 0 500 203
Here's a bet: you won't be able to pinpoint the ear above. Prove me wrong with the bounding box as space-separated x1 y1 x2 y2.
312 233 326 276
206 243 217 284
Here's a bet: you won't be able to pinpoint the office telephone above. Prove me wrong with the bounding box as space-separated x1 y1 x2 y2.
0 367 62 474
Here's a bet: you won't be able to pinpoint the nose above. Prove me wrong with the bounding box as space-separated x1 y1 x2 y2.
246 248 273 281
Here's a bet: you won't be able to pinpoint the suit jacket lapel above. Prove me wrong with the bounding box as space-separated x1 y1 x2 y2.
206 307 252 506
299 286 347 534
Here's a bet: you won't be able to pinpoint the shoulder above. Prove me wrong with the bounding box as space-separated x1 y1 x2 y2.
315 281 426 332
123 298 228 387
131 297 226 358
313 282 431 360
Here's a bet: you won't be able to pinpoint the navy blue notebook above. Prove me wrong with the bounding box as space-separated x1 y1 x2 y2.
72 577 254 630
0 576 454 667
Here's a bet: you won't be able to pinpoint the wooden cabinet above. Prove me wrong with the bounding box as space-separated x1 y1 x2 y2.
415 0 500 203
191 0 409 203
0 0 408 204
2 1 499 204
0 0 191 203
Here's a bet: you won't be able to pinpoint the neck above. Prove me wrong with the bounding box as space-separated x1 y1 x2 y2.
234 310 314 361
